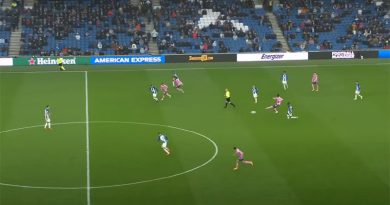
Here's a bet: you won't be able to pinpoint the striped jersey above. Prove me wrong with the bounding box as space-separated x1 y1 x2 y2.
282 73 288 81
252 86 258 95
44 107 50 120
356 83 360 92
158 134 168 143
287 104 293 114
150 86 158 94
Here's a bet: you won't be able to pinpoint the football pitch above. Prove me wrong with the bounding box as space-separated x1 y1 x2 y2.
0 59 389 205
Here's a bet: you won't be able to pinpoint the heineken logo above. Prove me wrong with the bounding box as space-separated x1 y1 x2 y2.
27 57 77 65
29 58 35 65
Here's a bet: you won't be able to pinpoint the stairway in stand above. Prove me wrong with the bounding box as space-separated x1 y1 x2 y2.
145 21 159 54
147 0 161 54
267 11 290 52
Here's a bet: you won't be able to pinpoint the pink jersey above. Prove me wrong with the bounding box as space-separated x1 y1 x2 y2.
160 84 168 92
235 149 244 159
173 78 183 87
312 73 318 83
274 97 283 105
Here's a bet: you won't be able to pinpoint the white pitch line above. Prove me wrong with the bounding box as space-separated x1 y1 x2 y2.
0 122 85 134
0 62 389 74
0 70 84 74
84 71 91 205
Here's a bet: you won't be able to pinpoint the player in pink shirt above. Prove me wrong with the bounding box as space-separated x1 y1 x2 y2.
312 72 319 92
160 82 171 100
172 76 184 93
233 147 253 170
265 94 283 113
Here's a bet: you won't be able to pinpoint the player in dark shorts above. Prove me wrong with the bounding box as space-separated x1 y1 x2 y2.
224 88 236 108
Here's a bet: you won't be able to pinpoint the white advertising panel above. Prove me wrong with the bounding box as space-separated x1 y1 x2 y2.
237 52 308 62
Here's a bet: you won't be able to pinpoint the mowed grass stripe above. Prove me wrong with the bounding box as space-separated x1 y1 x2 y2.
146 69 226 205
249 66 389 205
209 67 301 204
0 60 389 205
0 73 87 205
87 71 199 205
180 68 302 205
310 66 390 185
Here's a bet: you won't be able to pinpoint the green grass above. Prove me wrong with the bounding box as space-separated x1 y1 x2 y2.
0 59 389 205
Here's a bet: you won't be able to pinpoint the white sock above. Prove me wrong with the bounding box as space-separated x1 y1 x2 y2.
163 148 170 154
48 122 51 128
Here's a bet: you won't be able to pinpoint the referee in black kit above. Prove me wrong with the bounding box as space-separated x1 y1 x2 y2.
224 88 236 108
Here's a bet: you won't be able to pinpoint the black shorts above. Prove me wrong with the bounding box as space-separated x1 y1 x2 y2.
238 158 244 162
225 97 231 102
58 63 63 66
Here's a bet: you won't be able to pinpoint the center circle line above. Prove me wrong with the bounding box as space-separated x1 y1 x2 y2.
0 121 219 189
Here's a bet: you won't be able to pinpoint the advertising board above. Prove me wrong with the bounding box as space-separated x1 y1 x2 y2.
90 56 165 65
237 52 308 62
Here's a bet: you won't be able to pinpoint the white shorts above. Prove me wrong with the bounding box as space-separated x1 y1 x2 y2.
287 111 292 116
152 93 157 98
282 80 287 85
161 142 167 148
253 93 258 98
355 91 360 95
46 118 51 123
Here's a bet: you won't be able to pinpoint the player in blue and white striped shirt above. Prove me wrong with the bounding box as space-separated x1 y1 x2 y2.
44 105 51 129
252 85 259 103
287 102 298 119
354 81 363 100
150 85 159 102
157 132 170 155
281 71 288 90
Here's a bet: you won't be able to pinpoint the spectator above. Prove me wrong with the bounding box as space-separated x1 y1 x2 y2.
140 46 145 54
233 33 238 40
151 29 158 42
212 40 217 48
131 43 137 52
97 41 102 50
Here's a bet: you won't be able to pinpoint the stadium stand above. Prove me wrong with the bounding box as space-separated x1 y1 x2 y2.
274 0 389 51
20 0 152 56
0 0 385 56
0 0 22 56
155 0 281 54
